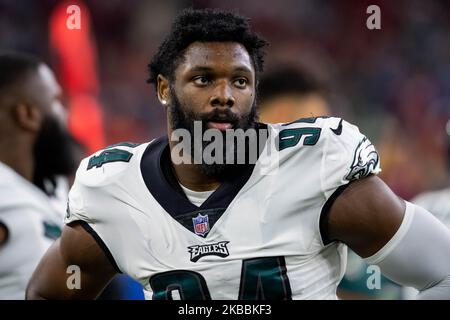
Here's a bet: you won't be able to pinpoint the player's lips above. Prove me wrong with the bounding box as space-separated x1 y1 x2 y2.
206 121 233 130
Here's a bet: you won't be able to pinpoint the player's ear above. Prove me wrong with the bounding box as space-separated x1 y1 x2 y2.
13 101 42 133
157 74 170 106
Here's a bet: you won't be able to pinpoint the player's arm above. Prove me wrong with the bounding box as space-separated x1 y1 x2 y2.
26 222 117 299
325 175 450 299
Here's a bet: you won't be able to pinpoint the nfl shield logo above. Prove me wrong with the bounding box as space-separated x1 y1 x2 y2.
192 213 210 237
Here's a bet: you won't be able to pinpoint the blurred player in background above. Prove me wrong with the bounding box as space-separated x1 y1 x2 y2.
412 119 450 227
400 119 450 299
27 9 450 300
258 67 330 124
31 105 83 217
0 52 75 299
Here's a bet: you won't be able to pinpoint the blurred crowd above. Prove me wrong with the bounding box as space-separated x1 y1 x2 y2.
2 0 449 198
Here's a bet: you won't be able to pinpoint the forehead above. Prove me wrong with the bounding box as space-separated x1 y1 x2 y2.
177 41 254 74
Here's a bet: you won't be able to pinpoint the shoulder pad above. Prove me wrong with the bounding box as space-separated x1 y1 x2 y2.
271 116 340 152
75 142 148 187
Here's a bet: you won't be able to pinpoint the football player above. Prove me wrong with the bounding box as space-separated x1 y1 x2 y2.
0 52 69 299
27 9 450 300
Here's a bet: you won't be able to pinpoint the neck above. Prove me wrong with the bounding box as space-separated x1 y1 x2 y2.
167 122 220 191
0 136 35 182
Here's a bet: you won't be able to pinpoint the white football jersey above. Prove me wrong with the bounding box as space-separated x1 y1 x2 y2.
66 117 381 300
0 162 63 299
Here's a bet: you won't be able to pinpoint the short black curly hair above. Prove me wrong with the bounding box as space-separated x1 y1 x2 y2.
147 8 267 88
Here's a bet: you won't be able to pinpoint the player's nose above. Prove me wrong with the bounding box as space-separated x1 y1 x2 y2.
209 80 235 108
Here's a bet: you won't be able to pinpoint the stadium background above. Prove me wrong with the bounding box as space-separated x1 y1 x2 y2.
1 0 450 299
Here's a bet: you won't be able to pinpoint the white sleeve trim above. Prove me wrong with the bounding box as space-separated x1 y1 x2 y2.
364 201 450 291
364 201 415 265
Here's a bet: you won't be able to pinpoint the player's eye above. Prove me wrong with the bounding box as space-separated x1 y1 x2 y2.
233 78 248 89
193 76 209 86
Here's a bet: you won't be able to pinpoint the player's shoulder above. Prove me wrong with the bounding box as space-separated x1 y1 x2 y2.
0 163 51 212
267 116 365 151
0 184 48 214
278 115 339 127
279 115 361 134
412 187 450 213
412 187 450 227
414 187 450 201
74 141 150 188
267 116 381 183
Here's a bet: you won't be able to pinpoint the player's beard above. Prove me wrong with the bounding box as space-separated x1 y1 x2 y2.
33 115 82 195
168 91 258 181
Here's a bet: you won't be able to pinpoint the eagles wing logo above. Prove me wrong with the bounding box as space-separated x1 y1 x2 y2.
346 137 380 181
